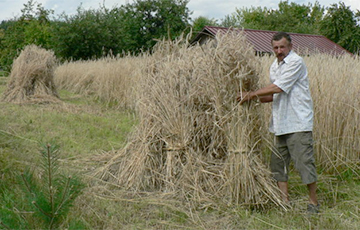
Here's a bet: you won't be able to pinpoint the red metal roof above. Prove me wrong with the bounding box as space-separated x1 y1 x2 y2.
193 26 352 56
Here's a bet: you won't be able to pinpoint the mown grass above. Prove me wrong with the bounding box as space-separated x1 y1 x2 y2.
0 79 137 228
1 87 134 150
1 78 360 229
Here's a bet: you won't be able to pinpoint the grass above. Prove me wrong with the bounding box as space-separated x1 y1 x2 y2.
0 88 135 154
0 81 137 228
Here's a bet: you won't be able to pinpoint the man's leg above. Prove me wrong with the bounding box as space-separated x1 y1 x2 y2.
307 182 318 205
271 134 291 203
287 132 319 212
277 181 289 203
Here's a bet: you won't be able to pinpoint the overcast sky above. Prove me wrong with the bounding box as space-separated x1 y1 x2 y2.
0 0 359 22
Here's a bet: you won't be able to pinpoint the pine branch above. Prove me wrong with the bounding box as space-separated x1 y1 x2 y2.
0 222 11 230
54 176 72 215
20 173 33 194
31 201 52 218
45 144 55 218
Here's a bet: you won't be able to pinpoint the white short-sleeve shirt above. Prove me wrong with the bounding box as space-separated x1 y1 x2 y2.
269 50 313 136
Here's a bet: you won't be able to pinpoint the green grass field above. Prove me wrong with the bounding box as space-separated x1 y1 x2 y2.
1 78 360 229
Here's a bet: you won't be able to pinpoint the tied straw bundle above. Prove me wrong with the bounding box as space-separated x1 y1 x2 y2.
96 31 287 209
2 44 59 104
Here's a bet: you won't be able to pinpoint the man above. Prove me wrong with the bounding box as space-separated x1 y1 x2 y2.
238 32 319 213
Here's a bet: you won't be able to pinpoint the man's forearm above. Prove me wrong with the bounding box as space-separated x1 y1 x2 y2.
238 84 282 104
259 95 273 103
251 84 283 98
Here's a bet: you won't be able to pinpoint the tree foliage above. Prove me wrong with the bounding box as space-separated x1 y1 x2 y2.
118 0 191 53
0 0 191 69
1 0 360 71
220 0 360 54
191 16 218 33
51 7 114 60
50 0 191 60
0 0 53 71
222 1 324 34
190 16 219 40
319 2 360 53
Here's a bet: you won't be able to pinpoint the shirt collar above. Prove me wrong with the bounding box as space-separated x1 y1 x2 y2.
282 50 293 63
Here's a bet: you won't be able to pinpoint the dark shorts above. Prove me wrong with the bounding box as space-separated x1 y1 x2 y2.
270 131 317 184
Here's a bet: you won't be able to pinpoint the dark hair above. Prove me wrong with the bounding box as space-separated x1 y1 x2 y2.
272 32 292 43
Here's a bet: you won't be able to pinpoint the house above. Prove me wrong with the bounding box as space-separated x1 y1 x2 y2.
191 26 352 56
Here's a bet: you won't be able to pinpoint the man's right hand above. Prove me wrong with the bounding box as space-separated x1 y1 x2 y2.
237 91 254 105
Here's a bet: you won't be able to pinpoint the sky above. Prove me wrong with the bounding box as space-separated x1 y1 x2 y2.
0 0 359 22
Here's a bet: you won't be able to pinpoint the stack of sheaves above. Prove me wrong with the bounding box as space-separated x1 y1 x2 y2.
97 31 286 209
2 44 59 104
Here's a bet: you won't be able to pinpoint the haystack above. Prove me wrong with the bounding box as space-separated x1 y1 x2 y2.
2 45 59 103
96 32 286 209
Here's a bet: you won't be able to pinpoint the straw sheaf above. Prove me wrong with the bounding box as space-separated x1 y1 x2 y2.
54 55 143 109
96 31 286 209
2 44 59 104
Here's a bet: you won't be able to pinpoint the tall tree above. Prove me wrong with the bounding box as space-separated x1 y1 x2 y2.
221 14 241 28
0 0 53 71
119 0 191 53
51 7 114 60
221 1 324 34
190 16 218 40
51 0 191 60
219 1 360 53
319 2 360 53
191 16 218 33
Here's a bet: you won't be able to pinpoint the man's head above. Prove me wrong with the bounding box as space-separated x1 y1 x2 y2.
272 32 292 62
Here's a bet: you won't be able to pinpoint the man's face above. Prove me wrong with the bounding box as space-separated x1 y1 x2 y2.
272 37 292 62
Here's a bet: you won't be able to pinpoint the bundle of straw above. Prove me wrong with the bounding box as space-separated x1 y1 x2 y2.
2 44 59 103
54 55 143 109
97 31 285 209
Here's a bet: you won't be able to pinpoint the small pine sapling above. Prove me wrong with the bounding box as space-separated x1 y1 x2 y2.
20 143 84 229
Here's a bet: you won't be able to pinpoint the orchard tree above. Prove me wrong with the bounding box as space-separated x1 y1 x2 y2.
119 0 191 53
51 7 115 60
0 0 53 71
20 0 53 23
221 1 324 34
223 6 270 30
319 2 360 53
190 16 218 40
221 13 242 28
191 16 218 33
220 1 360 54
51 0 191 60
272 0 324 33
